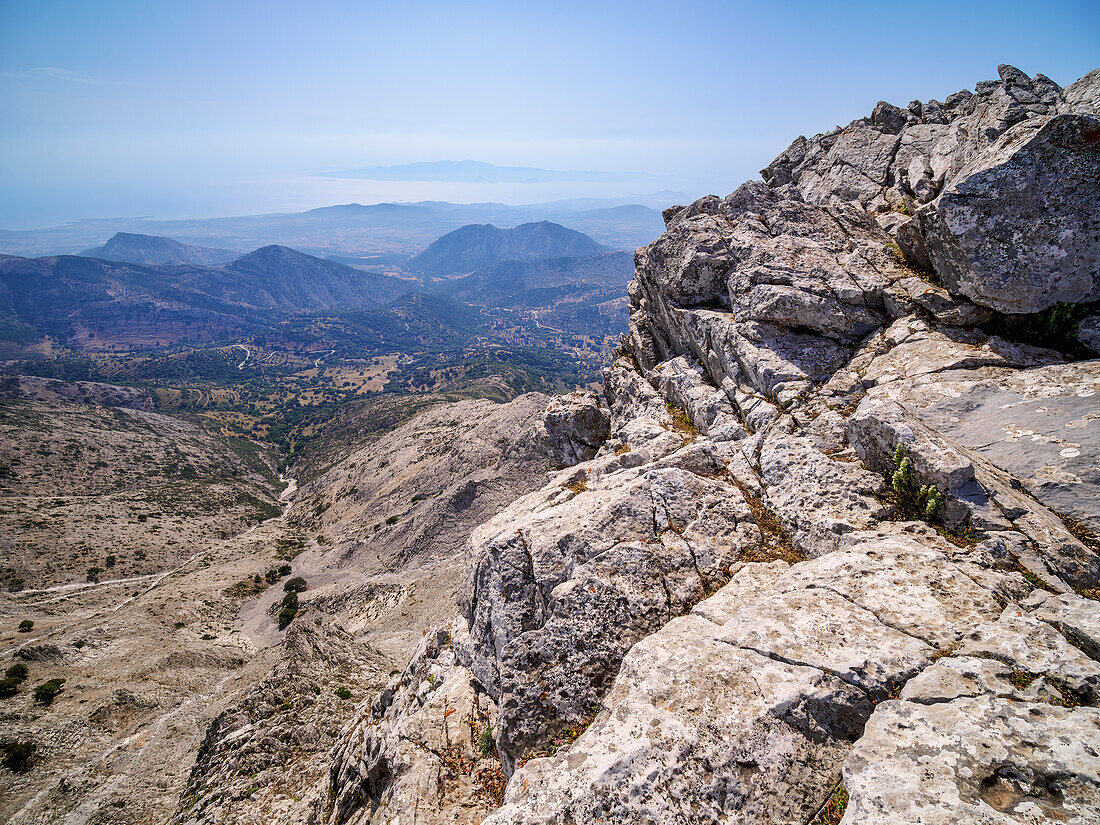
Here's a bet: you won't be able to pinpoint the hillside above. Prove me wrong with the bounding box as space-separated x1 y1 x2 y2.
80 232 239 266
436 251 633 340
392 221 605 276
439 251 633 306
204 245 411 309
0 245 412 350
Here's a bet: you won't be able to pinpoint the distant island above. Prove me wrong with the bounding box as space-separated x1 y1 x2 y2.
321 159 632 184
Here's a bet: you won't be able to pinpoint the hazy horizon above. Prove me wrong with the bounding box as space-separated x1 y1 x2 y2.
2 0 1098 229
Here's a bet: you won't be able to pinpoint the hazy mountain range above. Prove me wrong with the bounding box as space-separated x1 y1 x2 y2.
322 160 631 184
0 221 629 352
0 198 670 259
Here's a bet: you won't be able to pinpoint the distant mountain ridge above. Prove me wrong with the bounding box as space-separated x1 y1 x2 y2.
408 221 607 276
80 232 238 266
0 245 413 350
324 160 626 184
0 199 668 258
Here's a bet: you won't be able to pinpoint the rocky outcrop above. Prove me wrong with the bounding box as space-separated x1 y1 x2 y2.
322 65 1100 825
763 64 1100 316
485 533 1015 825
327 623 503 825
176 620 388 825
0 374 155 410
533 390 610 465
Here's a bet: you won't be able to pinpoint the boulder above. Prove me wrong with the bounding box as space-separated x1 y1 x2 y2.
534 390 610 466
462 444 763 771
483 534 1006 825
911 114 1100 314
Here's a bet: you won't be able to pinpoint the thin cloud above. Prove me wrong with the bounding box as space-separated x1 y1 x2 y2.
0 67 102 85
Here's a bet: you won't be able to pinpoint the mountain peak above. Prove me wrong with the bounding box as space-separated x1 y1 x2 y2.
408 221 606 276
79 232 237 266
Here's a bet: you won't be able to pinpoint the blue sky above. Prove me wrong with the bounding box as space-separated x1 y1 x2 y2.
1 0 1098 228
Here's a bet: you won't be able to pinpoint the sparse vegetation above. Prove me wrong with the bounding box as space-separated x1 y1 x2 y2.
733 481 804 566
334 686 353 700
18 619 33 632
277 587 299 629
2 740 37 773
812 783 849 825
980 300 1099 360
889 445 945 521
663 400 698 439
564 472 589 494
478 724 496 758
32 678 65 706
283 576 307 593
523 704 602 762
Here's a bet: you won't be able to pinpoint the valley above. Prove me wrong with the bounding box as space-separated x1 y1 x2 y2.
2 224 634 456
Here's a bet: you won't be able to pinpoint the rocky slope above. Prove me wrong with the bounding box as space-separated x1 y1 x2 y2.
319 65 1100 825
0 390 551 825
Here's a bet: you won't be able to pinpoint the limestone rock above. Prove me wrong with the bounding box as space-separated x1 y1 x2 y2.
534 390 610 466
1025 590 1100 661
757 425 885 556
913 114 1100 314
462 444 764 771
649 356 745 441
955 605 1100 704
326 623 503 825
483 534 1006 825
843 697 1100 824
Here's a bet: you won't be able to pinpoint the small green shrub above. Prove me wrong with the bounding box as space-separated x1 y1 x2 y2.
277 564 292 577
18 619 33 632
2 740 36 773
385 515 399 525
277 606 297 629
32 678 65 706
890 445 945 521
812 784 849 825
980 300 1099 359
478 725 495 758
5 663 28 682
0 678 19 698
281 591 298 610
283 576 307 593
334 686 352 700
